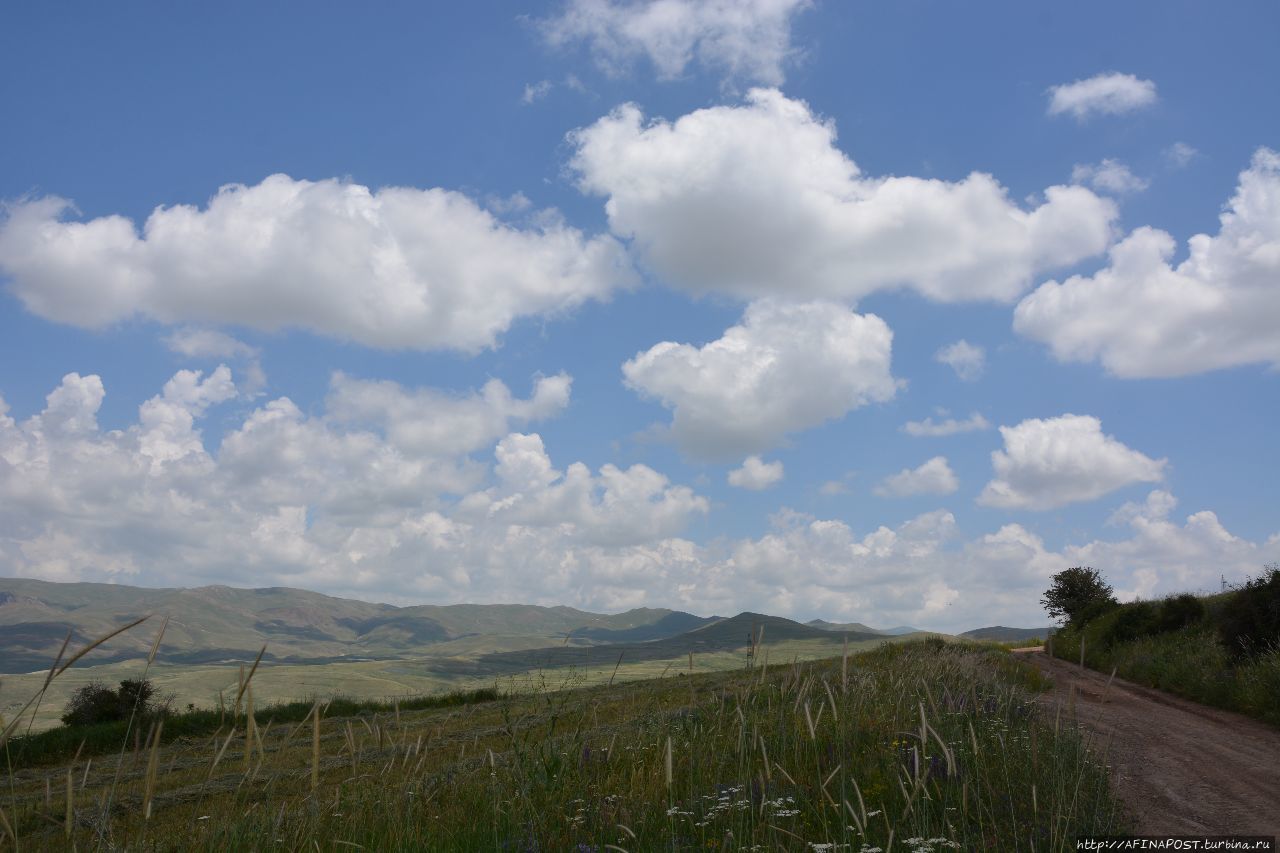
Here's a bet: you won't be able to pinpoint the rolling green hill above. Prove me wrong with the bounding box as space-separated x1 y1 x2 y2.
0 578 705 673
959 626 1054 642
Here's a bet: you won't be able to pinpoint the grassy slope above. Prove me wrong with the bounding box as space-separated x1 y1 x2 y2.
1049 592 1280 728
0 632 892 734
2 641 1126 851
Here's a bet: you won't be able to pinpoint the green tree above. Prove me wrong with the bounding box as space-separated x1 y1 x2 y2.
1042 567 1116 626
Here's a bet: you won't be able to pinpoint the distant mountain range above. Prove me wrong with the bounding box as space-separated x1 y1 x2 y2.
0 577 1049 674
806 619 922 636
0 578 713 673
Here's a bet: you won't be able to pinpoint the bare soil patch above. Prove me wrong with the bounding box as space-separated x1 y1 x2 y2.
1020 650 1280 836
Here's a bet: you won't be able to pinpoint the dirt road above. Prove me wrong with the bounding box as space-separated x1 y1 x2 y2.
1020 650 1280 836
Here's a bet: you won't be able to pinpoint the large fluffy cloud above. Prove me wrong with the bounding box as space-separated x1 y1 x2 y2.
539 0 812 85
325 372 572 457
0 175 634 351
0 368 707 604
874 456 959 498
2 371 1276 628
1015 148 1280 377
570 89 1116 303
1070 490 1279 602
979 414 1166 510
622 299 897 459
1046 72 1158 120
457 433 707 546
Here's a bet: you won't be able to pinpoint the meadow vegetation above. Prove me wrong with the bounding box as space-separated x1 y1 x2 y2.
2 632 1126 851
1048 565 1280 728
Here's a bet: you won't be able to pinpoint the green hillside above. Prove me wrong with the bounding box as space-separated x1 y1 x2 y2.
0 578 705 674
960 625 1054 642
805 618 887 634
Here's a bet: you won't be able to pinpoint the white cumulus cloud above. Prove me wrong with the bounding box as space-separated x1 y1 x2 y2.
164 328 266 396
1015 148 1280 377
874 456 959 498
622 299 897 459
1 373 1275 629
570 90 1116 305
325 372 572 457
902 412 990 437
0 174 634 352
935 340 986 381
0 369 707 605
1071 159 1149 195
728 455 784 490
539 0 812 85
1047 72 1158 120
978 414 1166 510
458 433 708 546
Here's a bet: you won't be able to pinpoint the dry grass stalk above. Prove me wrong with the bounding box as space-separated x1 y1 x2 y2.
208 726 238 779
312 701 321 791
231 645 267 719
143 720 164 819
147 616 169 666
1101 666 1118 703
244 686 256 770
65 768 74 840
608 651 624 687
841 635 849 692
0 807 14 847
664 736 672 788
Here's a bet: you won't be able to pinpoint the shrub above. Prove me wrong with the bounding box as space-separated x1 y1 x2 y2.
60 681 126 727
1105 601 1159 644
61 678 158 727
1157 593 1205 633
1219 565 1280 661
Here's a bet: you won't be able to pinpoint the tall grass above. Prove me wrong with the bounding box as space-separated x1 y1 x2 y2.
4 686 502 770
4 639 1125 850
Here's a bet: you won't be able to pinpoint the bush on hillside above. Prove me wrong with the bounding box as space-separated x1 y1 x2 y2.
1105 601 1159 644
61 678 158 727
1103 595 1206 646
1157 593 1205 633
1219 565 1280 661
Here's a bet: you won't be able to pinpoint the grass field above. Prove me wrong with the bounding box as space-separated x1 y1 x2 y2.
1 634 893 734
1 637 1126 850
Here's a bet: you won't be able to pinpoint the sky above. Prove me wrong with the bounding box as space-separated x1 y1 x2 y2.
1 1 1278 632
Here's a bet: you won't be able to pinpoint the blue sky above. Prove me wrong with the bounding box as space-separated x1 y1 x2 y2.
1 1 1277 631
